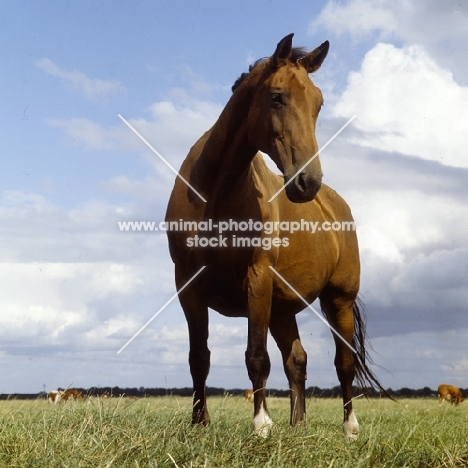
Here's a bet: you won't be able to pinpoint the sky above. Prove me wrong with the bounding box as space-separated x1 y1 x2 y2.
1 0 467 395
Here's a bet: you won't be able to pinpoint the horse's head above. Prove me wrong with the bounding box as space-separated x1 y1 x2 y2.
245 34 329 203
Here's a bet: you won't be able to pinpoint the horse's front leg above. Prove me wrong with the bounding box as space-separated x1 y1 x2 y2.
245 266 273 437
177 267 211 426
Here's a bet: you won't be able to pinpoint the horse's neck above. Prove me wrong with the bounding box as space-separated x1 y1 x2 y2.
190 89 258 201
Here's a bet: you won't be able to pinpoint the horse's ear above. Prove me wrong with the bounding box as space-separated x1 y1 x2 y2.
271 33 294 67
299 41 329 73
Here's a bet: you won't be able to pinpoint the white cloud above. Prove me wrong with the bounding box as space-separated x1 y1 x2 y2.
0 190 166 263
346 184 468 323
441 357 468 383
0 188 176 358
0 261 161 341
102 175 170 202
352 188 468 260
316 126 468 337
46 118 126 151
46 98 222 168
374 329 468 389
312 0 468 86
36 58 125 101
316 9 468 334
312 0 406 40
332 43 468 168
313 1 468 53
127 99 222 167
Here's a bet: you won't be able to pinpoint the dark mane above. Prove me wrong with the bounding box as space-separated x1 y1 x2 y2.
231 47 308 92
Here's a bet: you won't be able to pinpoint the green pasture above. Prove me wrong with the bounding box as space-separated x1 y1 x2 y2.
0 395 467 467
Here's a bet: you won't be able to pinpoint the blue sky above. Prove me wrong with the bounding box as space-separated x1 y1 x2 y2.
1 0 468 395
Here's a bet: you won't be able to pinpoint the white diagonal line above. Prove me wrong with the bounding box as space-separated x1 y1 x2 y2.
268 115 356 202
117 266 206 354
118 114 207 202
268 266 357 353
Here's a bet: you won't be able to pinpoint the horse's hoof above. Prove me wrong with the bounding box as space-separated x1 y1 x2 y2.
343 421 359 440
253 411 273 438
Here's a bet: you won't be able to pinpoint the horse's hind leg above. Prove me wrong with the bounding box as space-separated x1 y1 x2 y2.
321 299 359 439
176 268 210 426
269 311 306 426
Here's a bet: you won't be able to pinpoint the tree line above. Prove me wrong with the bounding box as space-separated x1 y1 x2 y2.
1 385 465 400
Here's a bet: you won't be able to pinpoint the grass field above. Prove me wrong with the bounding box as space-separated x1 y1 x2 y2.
0 395 467 467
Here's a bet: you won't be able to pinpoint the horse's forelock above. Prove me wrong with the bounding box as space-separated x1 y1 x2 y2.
231 47 308 93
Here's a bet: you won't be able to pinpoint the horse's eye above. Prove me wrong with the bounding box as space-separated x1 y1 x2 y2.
270 93 283 105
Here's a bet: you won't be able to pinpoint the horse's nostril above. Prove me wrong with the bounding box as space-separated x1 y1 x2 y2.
297 173 308 192
294 172 309 193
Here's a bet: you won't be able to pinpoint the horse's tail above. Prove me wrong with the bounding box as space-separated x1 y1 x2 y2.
350 297 394 399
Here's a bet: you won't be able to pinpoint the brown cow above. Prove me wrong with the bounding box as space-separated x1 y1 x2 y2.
438 384 464 405
47 390 63 404
48 388 83 403
244 389 254 402
62 389 84 401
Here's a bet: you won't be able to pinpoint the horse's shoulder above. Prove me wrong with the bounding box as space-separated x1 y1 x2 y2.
316 184 353 217
318 183 345 203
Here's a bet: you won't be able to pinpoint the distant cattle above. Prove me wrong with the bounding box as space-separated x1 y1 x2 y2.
438 384 464 405
47 390 63 404
62 389 84 401
48 389 83 403
244 389 254 402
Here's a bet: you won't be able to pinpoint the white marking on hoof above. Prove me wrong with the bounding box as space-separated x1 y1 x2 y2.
253 405 273 438
343 409 359 440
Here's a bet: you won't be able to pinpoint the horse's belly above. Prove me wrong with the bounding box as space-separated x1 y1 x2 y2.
207 293 247 318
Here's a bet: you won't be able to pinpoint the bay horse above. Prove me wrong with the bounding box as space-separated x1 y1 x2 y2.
166 33 384 439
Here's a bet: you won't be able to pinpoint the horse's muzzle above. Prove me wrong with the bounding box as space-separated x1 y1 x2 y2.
284 171 322 203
